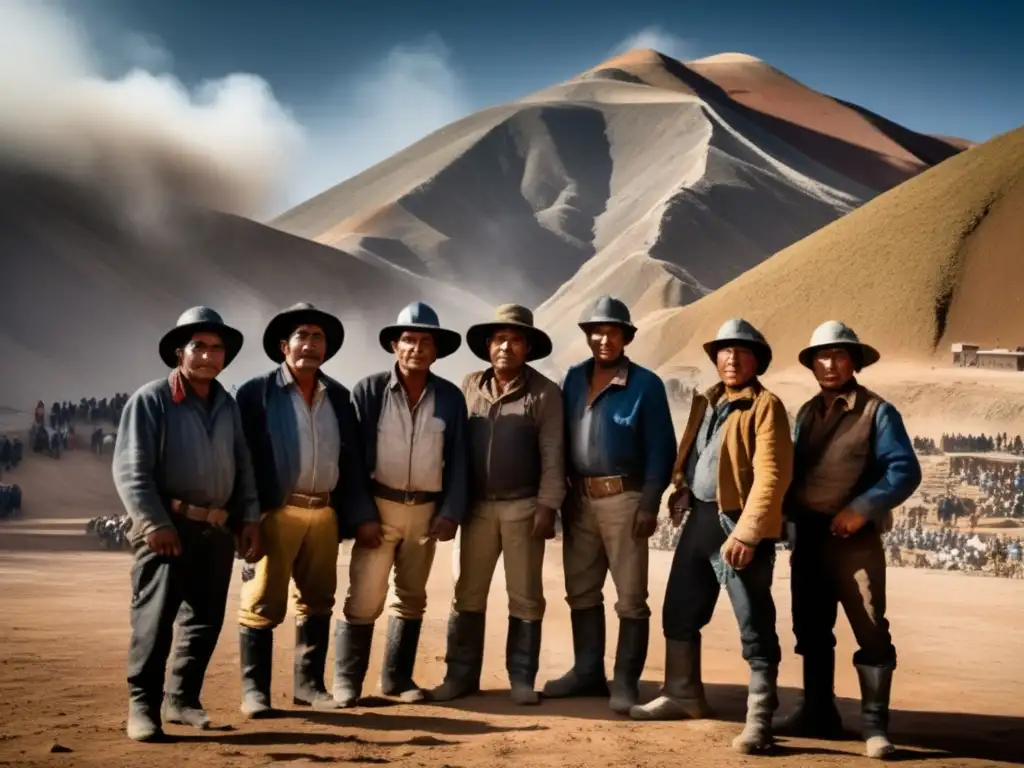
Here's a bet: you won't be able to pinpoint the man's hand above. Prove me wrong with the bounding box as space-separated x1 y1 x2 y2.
236 523 263 563
532 506 557 540
632 509 658 540
831 508 869 538
428 516 458 542
355 521 383 549
667 486 691 527
146 526 181 557
720 535 755 570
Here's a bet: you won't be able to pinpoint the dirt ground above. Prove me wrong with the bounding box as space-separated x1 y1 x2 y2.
1 451 1022 768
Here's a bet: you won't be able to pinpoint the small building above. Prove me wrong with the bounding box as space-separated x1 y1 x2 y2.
976 349 1024 372
951 343 979 367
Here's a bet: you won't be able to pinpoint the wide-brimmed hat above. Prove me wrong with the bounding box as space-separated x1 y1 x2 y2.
466 304 553 363
578 295 637 341
379 301 462 359
262 302 344 364
702 318 772 376
158 307 243 369
798 321 880 370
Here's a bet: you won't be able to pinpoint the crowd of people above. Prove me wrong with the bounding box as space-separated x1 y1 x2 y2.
883 521 1023 578
949 456 1024 519
930 432 1024 454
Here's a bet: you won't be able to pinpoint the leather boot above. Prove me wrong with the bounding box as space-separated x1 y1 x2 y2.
126 702 163 742
541 606 609 698
329 620 374 708
429 611 486 702
163 696 210 730
381 616 426 703
609 618 649 714
731 666 779 753
506 617 542 705
293 615 334 707
856 664 896 759
239 626 274 718
629 639 710 720
773 651 845 738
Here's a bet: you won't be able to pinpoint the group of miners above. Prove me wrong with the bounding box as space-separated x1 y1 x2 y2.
111 296 921 762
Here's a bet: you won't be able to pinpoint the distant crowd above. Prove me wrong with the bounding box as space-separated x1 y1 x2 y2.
931 432 1024 454
948 456 1024 519
28 393 128 459
884 521 1023 578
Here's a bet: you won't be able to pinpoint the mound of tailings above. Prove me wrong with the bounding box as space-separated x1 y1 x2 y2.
627 126 1024 375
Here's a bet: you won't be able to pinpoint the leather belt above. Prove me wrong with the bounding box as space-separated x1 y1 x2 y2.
575 474 643 500
286 492 331 509
372 481 441 506
480 487 537 502
169 499 228 528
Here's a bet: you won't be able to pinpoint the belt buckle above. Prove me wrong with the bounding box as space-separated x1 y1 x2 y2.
403 490 417 506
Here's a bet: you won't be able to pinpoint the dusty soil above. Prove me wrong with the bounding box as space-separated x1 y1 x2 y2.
1 452 1022 768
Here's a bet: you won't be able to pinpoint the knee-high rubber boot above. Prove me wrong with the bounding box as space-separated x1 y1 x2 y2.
239 626 274 718
541 606 609 698
857 664 896 760
329 620 374 708
773 651 845 738
293 615 335 707
506 617 542 705
629 638 710 720
732 666 779 753
429 611 486 702
381 616 426 703
609 618 649 714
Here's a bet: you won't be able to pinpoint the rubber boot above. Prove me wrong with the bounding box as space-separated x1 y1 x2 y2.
731 666 779 753
506 617 542 705
127 703 163 742
856 664 896 760
381 616 426 703
239 626 274 718
329 620 374 708
429 611 486 702
609 618 649 714
293 615 335 707
629 639 710 720
541 606 609 698
773 651 845 738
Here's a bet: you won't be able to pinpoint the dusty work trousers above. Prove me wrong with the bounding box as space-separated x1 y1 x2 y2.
127 516 235 710
238 504 340 629
662 501 781 670
789 513 897 667
343 498 437 625
454 497 546 621
562 489 650 620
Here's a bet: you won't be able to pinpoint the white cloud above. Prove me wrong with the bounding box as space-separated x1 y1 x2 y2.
285 34 472 207
611 26 694 62
0 0 305 224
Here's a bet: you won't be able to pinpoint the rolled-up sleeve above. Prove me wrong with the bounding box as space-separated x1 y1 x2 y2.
848 403 922 523
111 390 172 538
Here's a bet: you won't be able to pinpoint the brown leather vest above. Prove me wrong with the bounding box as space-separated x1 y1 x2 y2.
789 385 881 515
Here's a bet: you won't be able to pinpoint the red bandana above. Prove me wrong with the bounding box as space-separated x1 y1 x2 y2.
168 368 188 405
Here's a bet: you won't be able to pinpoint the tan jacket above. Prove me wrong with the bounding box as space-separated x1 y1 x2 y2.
672 380 794 544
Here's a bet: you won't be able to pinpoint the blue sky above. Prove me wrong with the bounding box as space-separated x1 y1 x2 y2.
35 0 1024 210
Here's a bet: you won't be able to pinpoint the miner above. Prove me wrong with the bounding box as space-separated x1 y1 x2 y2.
430 304 565 705
775 321 921 760
112 307 261 742
630 319 793 756
328 302 469 706
234 302 376 717
543 295 676 715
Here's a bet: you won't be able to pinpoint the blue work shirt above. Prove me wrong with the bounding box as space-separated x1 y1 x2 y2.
562 356 677 514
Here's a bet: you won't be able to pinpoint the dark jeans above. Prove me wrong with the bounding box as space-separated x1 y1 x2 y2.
789 514 897 667
662 501 781 670
127 517 236 712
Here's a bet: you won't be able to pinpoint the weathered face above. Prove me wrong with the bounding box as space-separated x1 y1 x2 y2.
812 346 856 390
587 324 627 365
281 323 326 372
489 327 529 374
393 330 437 372
177 331 225 381
716 345 758 388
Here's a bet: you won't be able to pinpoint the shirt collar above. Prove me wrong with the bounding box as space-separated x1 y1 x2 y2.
279 363 326 394
814 379 859 413
480 366 529 402
704 379 762 406
586 355 630 387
